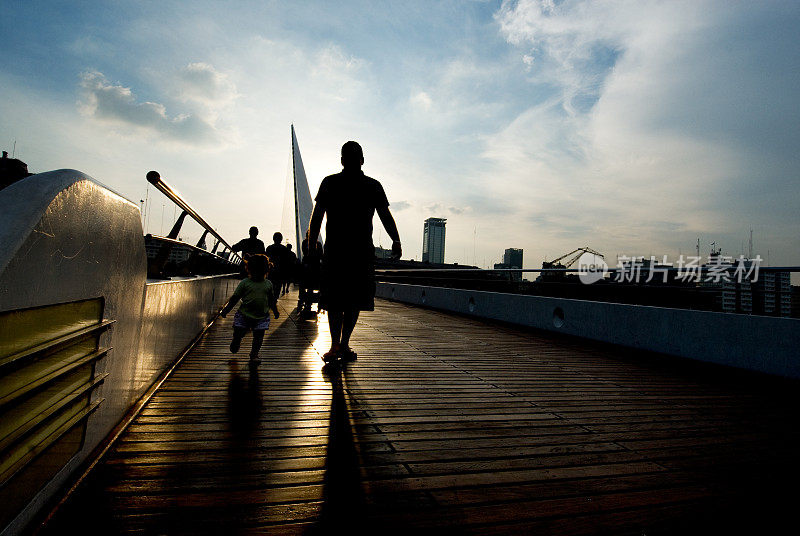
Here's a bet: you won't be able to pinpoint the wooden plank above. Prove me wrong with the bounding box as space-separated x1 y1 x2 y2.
41 292 800 535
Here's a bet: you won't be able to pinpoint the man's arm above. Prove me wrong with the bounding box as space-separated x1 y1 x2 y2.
376 205 402 259
307 202 325 246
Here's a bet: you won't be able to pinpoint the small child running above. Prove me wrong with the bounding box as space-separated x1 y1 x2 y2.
220 254 279 364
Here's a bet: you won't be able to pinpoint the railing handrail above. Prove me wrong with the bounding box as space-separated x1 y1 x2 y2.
375 266 800 273
146 171 242 264
144 234 235 260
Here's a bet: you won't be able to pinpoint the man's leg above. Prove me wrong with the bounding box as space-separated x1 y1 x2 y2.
340 309 360 349
269 276 281 296
328 310 343 346
323 310 344 362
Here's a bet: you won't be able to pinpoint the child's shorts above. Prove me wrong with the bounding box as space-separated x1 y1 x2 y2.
233 310 270 331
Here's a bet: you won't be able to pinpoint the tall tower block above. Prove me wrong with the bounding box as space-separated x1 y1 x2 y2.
422 217 446 264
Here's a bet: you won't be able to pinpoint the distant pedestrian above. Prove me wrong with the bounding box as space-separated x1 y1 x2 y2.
266 232 289 296
298 236 324 316
220 254 279 365
231 226 266 260
308 140 401 363
283 243 298 294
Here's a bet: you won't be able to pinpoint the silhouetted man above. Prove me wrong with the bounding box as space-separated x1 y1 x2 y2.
308 141 401 362
232 226 266 260
266 232 289 296
283 243 297 294
298 236 324 316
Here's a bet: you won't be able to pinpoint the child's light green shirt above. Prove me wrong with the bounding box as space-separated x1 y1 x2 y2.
232 278 276 319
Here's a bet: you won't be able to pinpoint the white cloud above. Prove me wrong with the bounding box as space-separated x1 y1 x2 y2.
410 91 432 111
79 70 221 145
480 0 800 264
422 202 470 217
496 0 708 115
309 44 368 102
178 62 238 106
5 1 798 268
448 205 469 215
314 44 365 74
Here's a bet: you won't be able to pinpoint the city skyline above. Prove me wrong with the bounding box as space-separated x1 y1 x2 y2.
2 1 799 270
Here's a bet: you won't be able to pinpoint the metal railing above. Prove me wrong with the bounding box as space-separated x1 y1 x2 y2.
375 266 800 274
145 171 242 278
373 264 800 316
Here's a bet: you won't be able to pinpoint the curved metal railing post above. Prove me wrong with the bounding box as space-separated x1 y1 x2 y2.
195 230 210 250
146 171 243 265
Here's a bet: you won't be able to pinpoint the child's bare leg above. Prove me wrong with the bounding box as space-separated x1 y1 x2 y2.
250 329 265 361
231 327 247 353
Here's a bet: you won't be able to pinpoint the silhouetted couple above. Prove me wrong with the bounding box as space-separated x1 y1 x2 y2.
233 228 296 295
265 232 294 296
308 141 401 363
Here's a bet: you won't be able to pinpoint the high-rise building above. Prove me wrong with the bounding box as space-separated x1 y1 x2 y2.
504 248 523 269
422 218 446 264
698 252 791 316
752 271 792 317
374 246 393 259
496 248 524 281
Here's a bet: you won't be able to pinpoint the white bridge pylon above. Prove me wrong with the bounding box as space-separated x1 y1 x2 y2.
280 125 317 261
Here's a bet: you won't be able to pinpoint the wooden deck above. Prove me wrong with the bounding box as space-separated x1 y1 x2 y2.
43 292 800 535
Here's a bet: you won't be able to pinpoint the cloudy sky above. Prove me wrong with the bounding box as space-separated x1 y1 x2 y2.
2 0 799 269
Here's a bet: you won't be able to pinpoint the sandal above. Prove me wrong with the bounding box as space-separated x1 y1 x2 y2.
322 344 341 363
340 348 357 362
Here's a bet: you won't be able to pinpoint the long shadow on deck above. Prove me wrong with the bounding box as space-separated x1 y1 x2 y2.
308 360 463 535
39 305 317 535
287 310 373 534
304 365 365 534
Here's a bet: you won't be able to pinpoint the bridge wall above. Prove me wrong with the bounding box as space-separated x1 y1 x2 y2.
135 276 238 399
0 170 235 535
376 283 800 379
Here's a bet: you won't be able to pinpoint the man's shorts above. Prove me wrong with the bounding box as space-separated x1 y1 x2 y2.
233 310 270 330
319 255 375 312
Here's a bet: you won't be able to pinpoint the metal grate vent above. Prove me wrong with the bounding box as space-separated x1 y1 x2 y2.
0 298 113 528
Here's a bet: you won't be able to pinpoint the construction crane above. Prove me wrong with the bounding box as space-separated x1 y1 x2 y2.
541 247 604 280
